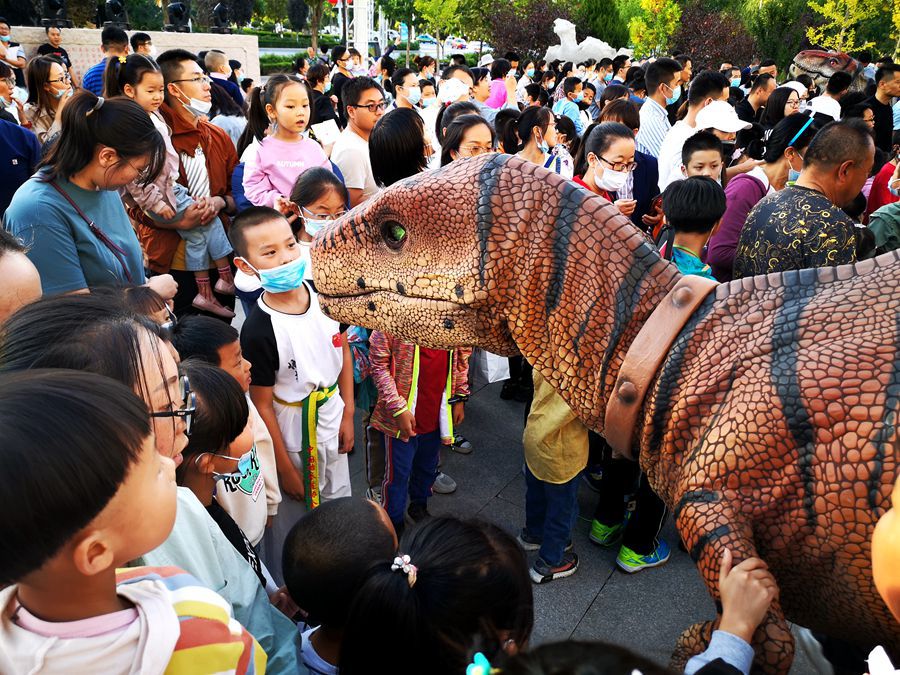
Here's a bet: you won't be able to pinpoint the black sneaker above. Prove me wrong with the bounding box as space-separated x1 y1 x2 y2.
529 552 579 584
406 502 431 525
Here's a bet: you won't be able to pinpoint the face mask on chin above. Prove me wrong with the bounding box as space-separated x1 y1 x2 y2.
176 85 211 117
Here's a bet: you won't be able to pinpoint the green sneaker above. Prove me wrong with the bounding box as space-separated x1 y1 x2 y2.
616 540 671 574
589 519 624 547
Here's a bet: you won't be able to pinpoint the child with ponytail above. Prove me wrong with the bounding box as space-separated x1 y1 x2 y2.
107 53 237 319
242 75 332 212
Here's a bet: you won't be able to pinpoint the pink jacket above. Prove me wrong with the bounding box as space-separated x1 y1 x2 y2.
243 135 330 207
120 111 179 215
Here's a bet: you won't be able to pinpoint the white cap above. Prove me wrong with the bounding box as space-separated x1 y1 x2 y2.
695 100 751 133
478 54 494 67
782 81 808 97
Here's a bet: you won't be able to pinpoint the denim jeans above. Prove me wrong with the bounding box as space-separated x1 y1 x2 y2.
381 430 441 527
524 465 580 566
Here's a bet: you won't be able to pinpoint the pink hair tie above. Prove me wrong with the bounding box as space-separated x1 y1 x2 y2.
391 554 418 588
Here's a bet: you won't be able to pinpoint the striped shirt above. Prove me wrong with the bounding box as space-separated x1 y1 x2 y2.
181 145 211 198
82 60 106 96
636 97 670 158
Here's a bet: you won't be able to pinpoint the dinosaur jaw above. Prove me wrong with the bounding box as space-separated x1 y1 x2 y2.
318 290 518 354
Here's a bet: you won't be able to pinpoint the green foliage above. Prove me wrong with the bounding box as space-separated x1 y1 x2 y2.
805 0 879 52
673 3 756 69
628 0 681 57
577 0 629 49
414 0 458 56
127 0 164 30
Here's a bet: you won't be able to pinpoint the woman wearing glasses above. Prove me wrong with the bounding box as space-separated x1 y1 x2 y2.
24 55 72 145
572 121 639 218
440 114 496 167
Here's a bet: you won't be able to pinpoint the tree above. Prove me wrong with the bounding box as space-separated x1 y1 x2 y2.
414 0 457 61
227 0 255 24
743 0 812 72
377 0 415 65
265 0 289 22
805 0 879 52
673 3 757 69
487 0 570 63
577 0 629 49
628 0 681 57
287 0 309 31
893 0 900 58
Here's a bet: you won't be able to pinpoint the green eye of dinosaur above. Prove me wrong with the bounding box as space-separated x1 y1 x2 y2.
382 221 408 250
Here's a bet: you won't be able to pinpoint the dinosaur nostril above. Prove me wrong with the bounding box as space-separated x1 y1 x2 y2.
357 277 366 289
443 319 455 330
396 282 407 296
454 284 464 298
367 301 376 311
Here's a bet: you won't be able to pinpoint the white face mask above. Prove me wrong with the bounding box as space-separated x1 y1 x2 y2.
177 86 211 116
148 45 158 58
594 164 629 192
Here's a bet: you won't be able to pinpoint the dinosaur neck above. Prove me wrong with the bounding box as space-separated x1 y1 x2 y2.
504 198 680 434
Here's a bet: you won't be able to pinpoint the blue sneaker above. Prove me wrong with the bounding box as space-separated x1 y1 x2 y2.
616 539 671 573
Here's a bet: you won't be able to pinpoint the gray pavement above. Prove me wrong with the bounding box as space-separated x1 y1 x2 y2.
344 380 818 673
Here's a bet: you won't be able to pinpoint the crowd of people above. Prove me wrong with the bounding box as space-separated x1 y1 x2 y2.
0 15 898 675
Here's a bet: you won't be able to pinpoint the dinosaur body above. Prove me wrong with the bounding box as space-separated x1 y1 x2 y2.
311 155 900 672
790 50 869 93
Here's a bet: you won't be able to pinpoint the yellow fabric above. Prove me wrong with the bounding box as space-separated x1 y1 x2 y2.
164 642 245 673
169 240 187 272
523 371 589 484
171 599 231 625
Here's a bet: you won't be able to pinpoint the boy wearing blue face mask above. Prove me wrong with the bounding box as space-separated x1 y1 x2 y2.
552 77 584 135
234 206 355 583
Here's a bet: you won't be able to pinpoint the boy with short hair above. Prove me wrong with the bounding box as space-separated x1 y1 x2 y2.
283 497 398 674
233 206 355 585
0 370 265 673
171 315 281 548
681 130 725 182
552 77 585 135
662 175 727 280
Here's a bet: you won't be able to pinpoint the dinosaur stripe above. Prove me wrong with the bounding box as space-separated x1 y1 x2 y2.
685 364 739 466
475 154 510 286
674 489 722 521
868 312 900 511
770 268 819 525
545 181 584 314
689 523 731 563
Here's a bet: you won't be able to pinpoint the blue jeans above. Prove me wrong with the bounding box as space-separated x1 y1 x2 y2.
381 430 441 527
150 184 233 272
524 465 580 565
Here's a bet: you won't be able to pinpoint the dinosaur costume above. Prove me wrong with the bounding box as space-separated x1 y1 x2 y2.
311 154 899 673
789 50 869 93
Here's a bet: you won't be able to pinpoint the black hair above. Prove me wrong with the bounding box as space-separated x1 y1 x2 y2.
237 74 306 156
687 70 729 106
209 81 245 118
435 100 479 144
130 32 152 52
681 130 724 166
562 61 574 76
419 79 435 93
339 516 533 675
0 17 8 28
844 101 873 120
0 229 26 259
343 76 384 116
0 370 151 585
504 51 520 63
501 640 671 675
804 118 874 169
104 52 161 98
612 54 630 74
370 107 428 187
441 64 473 83
0 61 11 81
283 497 396 627
624 65 642 84
760 58 777 68
440 114 494 167
675 53 692 68
645 57 681 96
573 121 634 177
756 113 818 163
379 55 396 96
626 71 646 97
450 53 467 65
555 114 578 157
121 286 167 319
391 67 416 92
540 70 556 85
524 83 548 106
663 175 726 234
178 359 247 471
470 67 489 86
875 64 900 84
796 73 814 91
171 315 239 365
38 90 165 187
156 48 201 103
307 62 329 87
100 25 128 50
826 71 853 95
494 108 520 154
597 84 630 112
490 58 511 81
240 77 254 93
749 72 775 94
598 57 613 69
416 55 436 71
599 98 640 131
292 56 307 75
331 45 348 64
229 206 290 258
761 86 798 128
290 167 349 211
516 105 554 152
844 191 867 221
562 76 581 95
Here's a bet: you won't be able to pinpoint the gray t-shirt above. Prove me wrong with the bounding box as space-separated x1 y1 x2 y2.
4 174 145 294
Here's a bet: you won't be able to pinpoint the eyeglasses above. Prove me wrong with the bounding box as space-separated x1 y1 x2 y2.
786 98 800 109
301 205 346 220
150 374 196 436
47 73 72 84
598 155 637 172
160 305 177 333
172 75 211 86
459 143 494 156
127 158 152 182
349 101 387 113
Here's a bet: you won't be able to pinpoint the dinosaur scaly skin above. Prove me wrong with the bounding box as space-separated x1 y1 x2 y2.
789 50 868 93
311 155 900 673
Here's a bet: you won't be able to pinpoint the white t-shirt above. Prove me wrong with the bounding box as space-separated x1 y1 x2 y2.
658 120 699 191
331 127 379 202
809 95 841 121
301 627 338 675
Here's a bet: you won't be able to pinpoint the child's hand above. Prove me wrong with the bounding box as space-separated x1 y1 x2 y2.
397 409 417 441
279 465 306 502
452 401 465 426
338 409 355 454
274 195 298 217
157 204 176 220
718 549 779 643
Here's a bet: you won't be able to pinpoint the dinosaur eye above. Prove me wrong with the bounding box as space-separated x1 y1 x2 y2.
382 220 408 250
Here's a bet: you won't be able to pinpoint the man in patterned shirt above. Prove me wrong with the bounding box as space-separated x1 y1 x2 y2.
733 118 874 278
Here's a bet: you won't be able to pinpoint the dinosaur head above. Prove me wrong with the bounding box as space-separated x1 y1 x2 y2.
313 154 542 354
789 50 867 92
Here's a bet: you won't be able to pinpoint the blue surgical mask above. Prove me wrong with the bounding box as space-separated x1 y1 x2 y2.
324 81 332 93
788 168 801 183
604 72 612 82
0 35 9 43
208 447 254 482
304 216 332 236
241 256 307 294
421 96 437 108
665 84 681 106
52 87 72 100
406 86 421 105
0 94 9 107
574 91 584 102
889 179 900 197
538 138 549 153
730 77 741 88
526 68 535 78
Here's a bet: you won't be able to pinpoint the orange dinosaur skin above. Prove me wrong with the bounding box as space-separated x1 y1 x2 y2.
311 155 900 673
